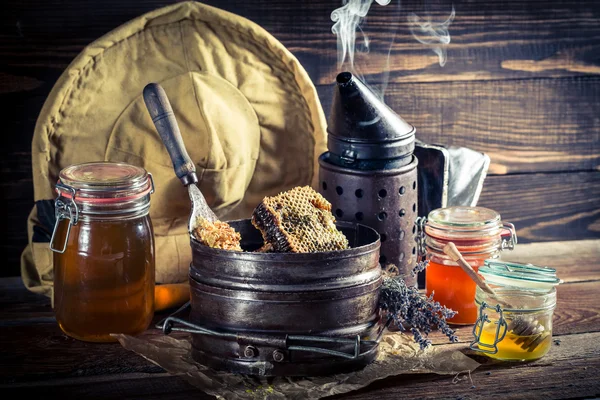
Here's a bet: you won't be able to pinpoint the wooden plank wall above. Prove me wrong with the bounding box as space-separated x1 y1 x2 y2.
1 0 599 277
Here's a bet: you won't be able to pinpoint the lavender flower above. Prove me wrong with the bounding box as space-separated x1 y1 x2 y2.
411 259 429 276
379 274 458 350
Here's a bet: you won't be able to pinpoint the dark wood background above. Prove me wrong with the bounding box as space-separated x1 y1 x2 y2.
1 0 599 277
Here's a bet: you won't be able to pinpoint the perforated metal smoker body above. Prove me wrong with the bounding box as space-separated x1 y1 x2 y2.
319 155 419 287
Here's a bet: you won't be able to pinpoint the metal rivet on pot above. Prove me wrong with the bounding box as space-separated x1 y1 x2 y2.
244 346 257 358
273 350 285 362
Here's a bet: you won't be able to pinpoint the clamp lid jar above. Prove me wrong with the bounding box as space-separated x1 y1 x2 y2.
417 206 517 324
50 161 156 343
471 260 562 361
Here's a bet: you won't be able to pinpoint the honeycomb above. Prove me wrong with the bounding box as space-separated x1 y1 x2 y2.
192 217 242 251
251 186 350 253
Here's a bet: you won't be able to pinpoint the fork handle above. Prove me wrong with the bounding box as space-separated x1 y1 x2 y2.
143 82 197 186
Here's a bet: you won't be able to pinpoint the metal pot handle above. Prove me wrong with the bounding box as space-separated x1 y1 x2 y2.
155 302 391 361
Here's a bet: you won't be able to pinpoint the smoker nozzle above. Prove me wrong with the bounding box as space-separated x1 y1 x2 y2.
326 72 415 168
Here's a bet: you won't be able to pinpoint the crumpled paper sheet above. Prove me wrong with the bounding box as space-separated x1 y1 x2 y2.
114 332 479 400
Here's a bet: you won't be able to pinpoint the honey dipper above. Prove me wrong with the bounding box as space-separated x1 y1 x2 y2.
442 242 548 352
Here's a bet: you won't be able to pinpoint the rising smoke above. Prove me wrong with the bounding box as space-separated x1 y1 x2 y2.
331 1 379 72
331 0 456 87
330 0 396 99
408 6 455 67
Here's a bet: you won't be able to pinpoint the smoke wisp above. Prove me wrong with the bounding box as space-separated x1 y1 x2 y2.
331 1 375 73
330 0 396 99
330 1 455 98
408 6 455 67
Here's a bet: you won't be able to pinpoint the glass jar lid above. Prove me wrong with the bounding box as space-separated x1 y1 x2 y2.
427 206 500 229
57 161 153 202
420 206 518 254
479 260 563 291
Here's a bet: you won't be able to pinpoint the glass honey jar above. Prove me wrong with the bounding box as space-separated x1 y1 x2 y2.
417 206 517 325
471 260 562 361
49 161 155 342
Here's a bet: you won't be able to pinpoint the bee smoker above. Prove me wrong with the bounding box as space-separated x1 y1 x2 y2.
319 72 419 286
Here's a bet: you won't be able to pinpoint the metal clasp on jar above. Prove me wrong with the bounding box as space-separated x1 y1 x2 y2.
500 222 518 250
49 183 79 254
470 302 508 354
148 172 155 195
414 216 427 257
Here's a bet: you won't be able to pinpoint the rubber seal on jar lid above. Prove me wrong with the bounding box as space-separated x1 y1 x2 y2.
479 260 563 291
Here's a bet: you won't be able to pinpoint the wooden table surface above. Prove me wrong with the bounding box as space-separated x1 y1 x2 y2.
1 240 599 399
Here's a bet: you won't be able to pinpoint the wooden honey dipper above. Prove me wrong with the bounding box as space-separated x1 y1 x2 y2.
442 242 548 352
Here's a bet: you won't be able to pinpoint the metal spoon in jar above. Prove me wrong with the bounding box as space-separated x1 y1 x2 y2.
442 242 548 352
142 82 218 237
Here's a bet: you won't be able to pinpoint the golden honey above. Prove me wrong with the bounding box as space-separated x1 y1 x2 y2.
475 319 552 361
53 218 154 342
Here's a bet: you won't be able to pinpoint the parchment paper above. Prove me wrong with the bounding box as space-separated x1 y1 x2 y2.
114 331 479 399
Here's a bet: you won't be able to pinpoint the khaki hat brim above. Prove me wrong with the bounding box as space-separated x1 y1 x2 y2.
24 1 327 290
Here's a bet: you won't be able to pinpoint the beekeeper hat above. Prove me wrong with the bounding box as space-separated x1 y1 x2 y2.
21 0 327 296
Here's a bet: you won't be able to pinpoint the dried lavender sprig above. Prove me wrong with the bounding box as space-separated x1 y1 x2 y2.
412 259 429 276
379 275 459 349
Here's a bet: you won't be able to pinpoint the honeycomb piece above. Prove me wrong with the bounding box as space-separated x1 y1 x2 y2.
254 243 274 253
251 186 349 253
192 217 242 251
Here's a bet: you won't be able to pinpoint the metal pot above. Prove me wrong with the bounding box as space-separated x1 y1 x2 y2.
160 219 384 376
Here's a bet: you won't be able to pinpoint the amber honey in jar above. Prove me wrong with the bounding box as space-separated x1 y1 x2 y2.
50 162 155 342
471 260 562 361
417 206 517 325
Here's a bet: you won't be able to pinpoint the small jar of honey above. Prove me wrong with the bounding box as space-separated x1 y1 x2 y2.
417 206 517 325
49 161 155 342
471 260 561 361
